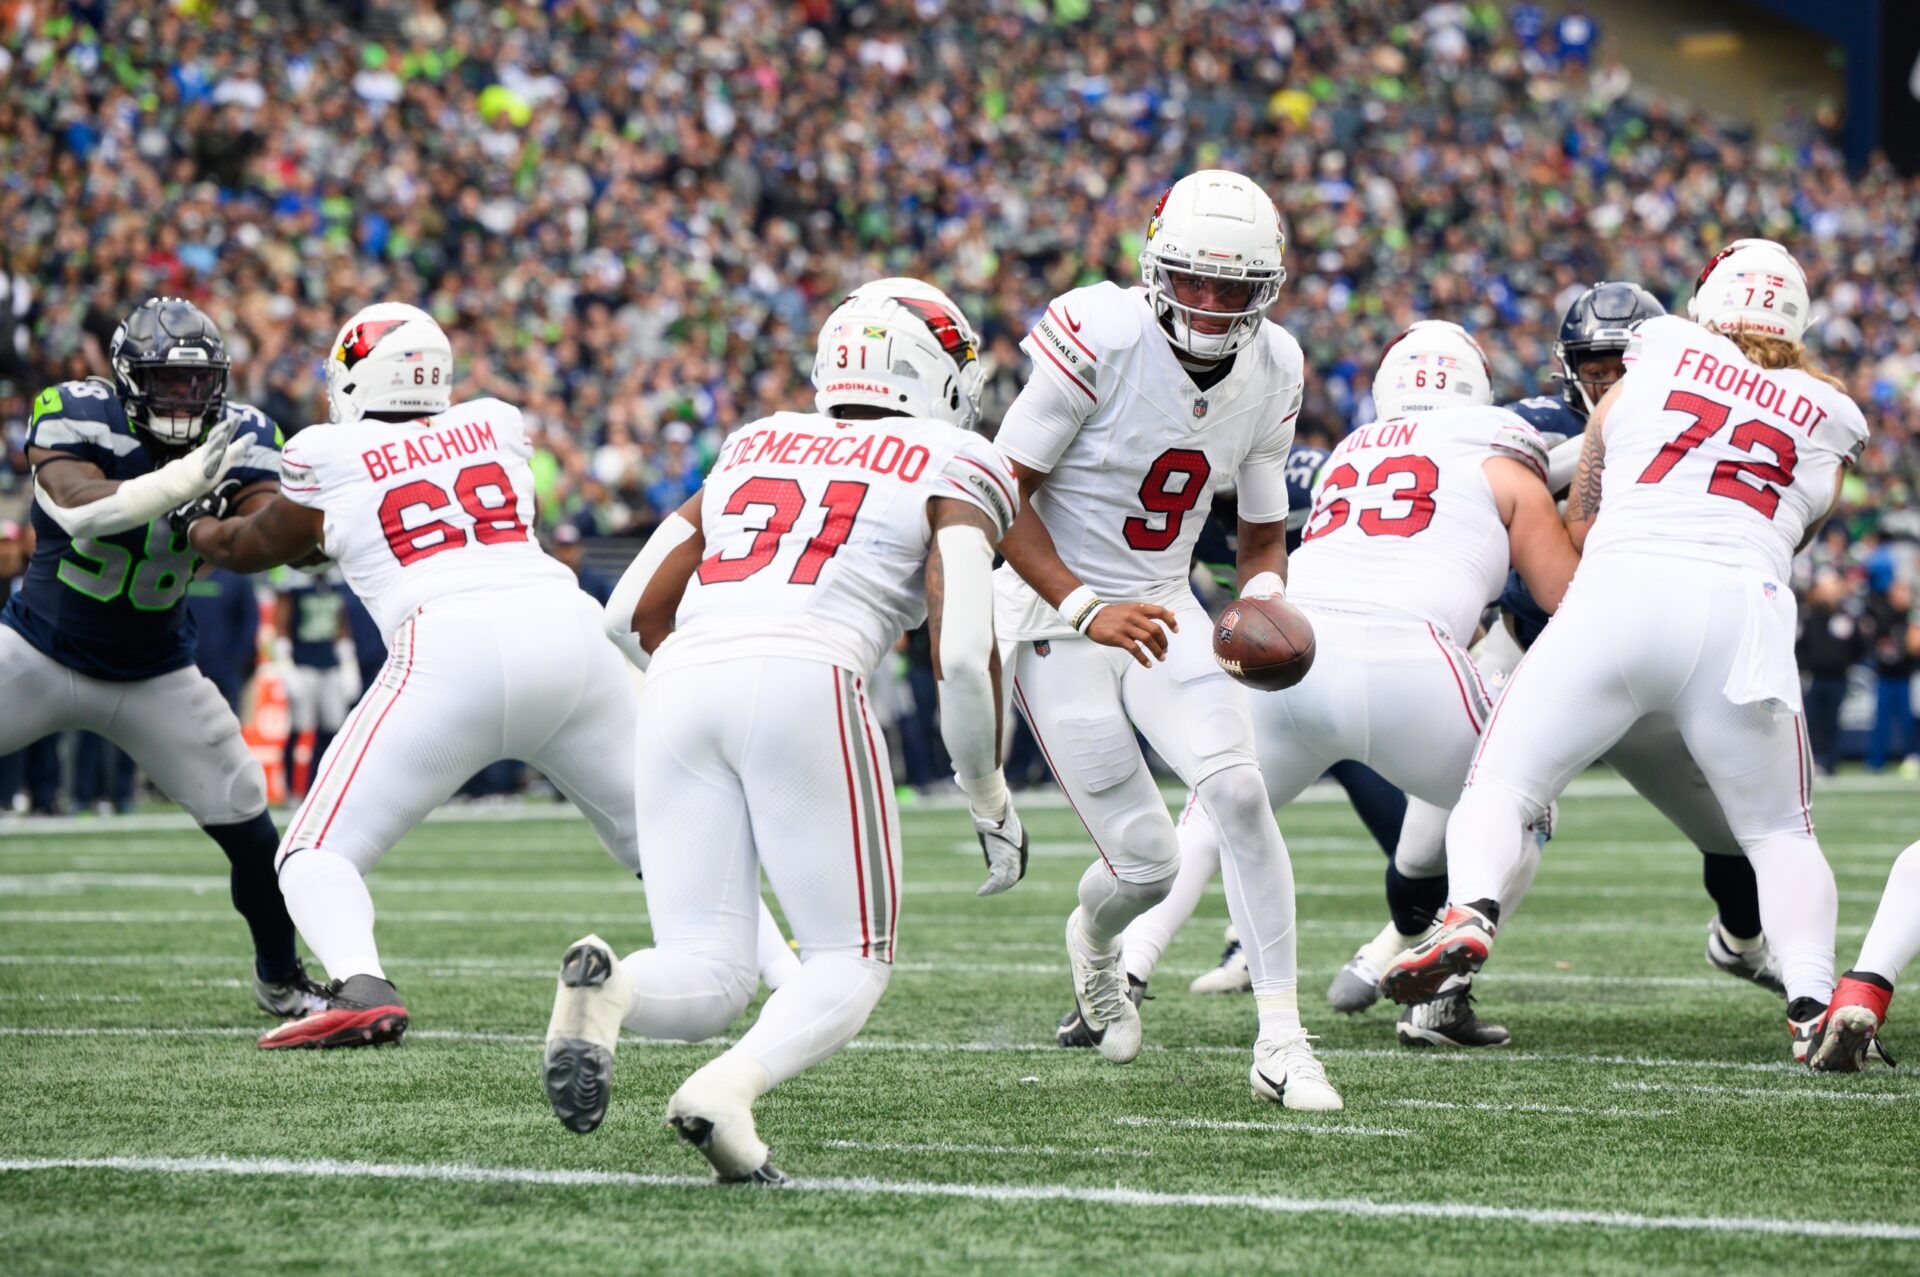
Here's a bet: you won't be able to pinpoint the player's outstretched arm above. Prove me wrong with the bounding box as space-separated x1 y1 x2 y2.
1489 457 1579 615
927 495 1027 896
603 490 705 668
1562 382 1621 549
187 494 324 575
29 418 246 540
998 460 1175 667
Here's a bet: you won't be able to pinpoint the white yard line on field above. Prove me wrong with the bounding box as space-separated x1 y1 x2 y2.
7 911 1873 943
0 871 1893 906
0 1024 1833 1078
2 769 1908 838
1611 1081 1915 1103
0 949 1797 988
4 1154 1918 1240
1380 1098 1674 1118
1114 1116 1411 1137
816 1139 1152 1159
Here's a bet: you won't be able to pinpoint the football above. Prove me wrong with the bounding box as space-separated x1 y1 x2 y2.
1213 595 1315 691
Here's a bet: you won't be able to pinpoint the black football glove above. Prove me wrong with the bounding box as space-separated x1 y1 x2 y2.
167 475 245 538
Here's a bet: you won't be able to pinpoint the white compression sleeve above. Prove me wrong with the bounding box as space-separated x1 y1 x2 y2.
603 512 697 670
932 523 1005 811
34 422 245 540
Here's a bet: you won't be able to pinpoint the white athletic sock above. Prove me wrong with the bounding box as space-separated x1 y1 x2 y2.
619 948 757 1042
1442 782 1533 910
1122 802 1222 983
1744 830 1838 1004
755 899 802 992
1200 765 1298 996
729 952 890 1090
1856 842 1920 984
277 848 384 982
1075 860 1171 951
1255 986 1301 1039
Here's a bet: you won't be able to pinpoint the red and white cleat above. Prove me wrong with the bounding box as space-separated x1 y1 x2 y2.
1806 973 1897 1073
258 975 407 1050
1378 905 1497 1006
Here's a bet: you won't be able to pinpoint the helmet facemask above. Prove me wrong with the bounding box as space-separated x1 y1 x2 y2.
1142 257 1283 361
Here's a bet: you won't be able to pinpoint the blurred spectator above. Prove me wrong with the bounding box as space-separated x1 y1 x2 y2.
550 524 613 606
1798 571 1865 775
1863 580 1919 773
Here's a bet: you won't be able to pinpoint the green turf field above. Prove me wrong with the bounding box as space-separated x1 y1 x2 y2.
2 778 1916 1275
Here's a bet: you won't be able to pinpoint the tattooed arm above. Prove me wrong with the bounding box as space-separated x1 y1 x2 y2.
1563 381 1623 551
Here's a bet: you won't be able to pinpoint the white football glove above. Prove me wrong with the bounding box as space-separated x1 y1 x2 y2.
972 797 1029 897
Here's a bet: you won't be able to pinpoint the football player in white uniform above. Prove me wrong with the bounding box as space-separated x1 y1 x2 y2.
1384 240 1869 1059
995 170 1339 1109
186 303 794 1049
1104 322 1576 1049
1806 840 1919 1072
544 280 1025 1183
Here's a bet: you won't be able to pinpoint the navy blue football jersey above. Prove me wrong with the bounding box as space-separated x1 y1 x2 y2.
1497 395 1585 647
1 379 282 681
280 570 345 669
1194 444 1330 591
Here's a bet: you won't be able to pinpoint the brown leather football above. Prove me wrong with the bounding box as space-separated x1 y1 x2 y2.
1212 595 1315 691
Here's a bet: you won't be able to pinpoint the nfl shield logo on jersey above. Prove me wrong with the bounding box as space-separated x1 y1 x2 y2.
1192 397 1209 419
1033 641 1051 658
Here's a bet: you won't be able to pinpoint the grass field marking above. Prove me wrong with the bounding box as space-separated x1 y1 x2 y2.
1380 1098 1676 1118
0 1025 1815 1075
0 949 1809 989
1 870 1896 906
1113 1116 1413 1137
816 1139 1153 1159
0 992 143 1003
6 1153 1920 1240
2 768 1907 836
1611 1081 1915 1103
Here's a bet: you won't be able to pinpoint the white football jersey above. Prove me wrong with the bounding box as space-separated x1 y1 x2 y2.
279 398 576 638
1586 315 1867 579
1289 404 1549 644
652 411 1018 677
994 281 1303 639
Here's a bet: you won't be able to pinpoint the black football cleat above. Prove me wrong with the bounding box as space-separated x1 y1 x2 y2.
1397 984 1511 1048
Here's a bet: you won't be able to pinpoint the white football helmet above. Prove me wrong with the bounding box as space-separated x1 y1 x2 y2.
1687 238 1811 346
1373 320 1494 420
812 278 983 430
1139 170 1287 361
324 302 454 424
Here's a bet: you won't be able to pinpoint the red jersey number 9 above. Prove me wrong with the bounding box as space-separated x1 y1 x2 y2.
1123 448 1212 552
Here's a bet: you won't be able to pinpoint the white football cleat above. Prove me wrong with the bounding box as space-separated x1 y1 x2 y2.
1704 916 1786 998
543 935 633 1134
1189 926 1252 995
667 1056 787 1185
1327 920 1425 1013
1065 908 1142 1064
1250 1031 1343 1111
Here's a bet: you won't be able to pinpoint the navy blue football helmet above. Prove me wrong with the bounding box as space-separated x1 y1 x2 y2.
1553 281 1664 418
109 297 231 449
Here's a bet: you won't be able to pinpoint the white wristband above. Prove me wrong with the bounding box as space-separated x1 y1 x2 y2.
1058 585 1105 634
1242 571 1285 600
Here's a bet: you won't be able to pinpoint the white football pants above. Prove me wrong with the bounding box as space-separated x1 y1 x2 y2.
1446 552 1836 1002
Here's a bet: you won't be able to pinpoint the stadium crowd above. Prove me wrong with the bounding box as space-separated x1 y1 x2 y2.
2 0 1916 811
